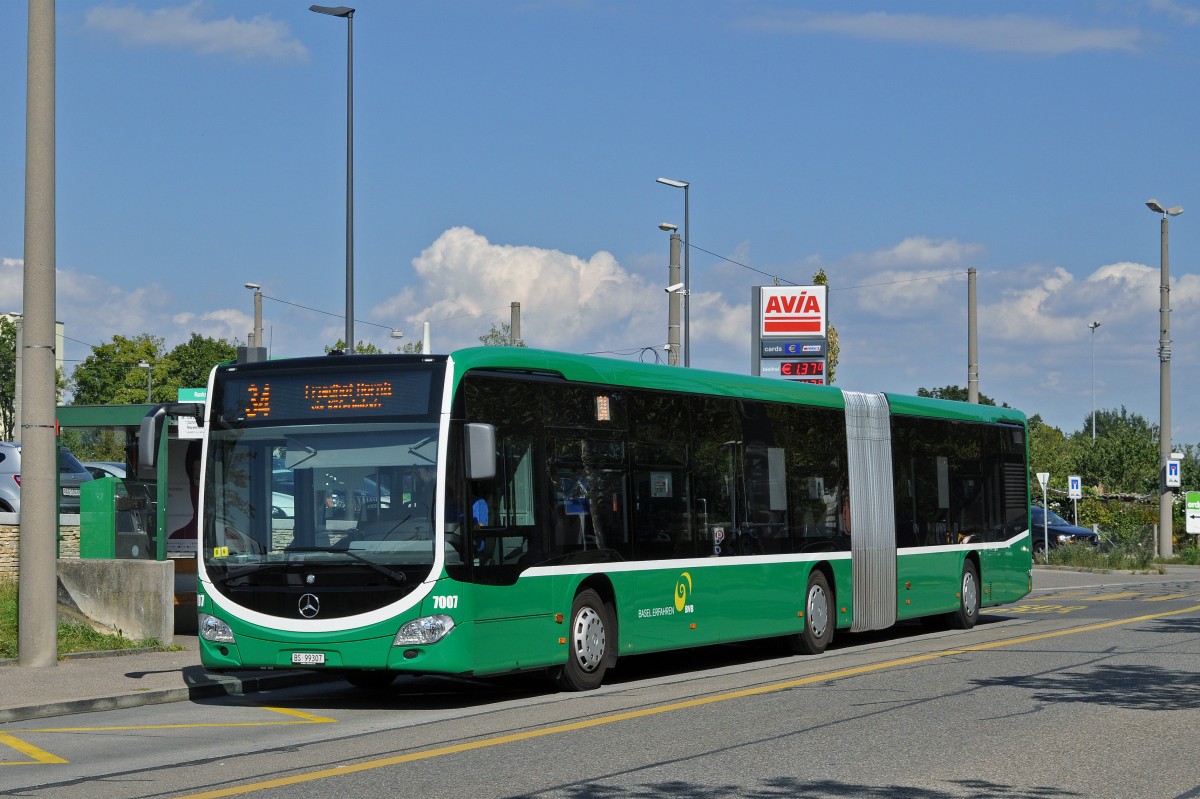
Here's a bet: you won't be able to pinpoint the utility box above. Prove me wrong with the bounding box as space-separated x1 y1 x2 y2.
80 477 157 559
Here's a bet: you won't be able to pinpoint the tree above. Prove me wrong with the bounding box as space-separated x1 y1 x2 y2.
70 333 237 406
162 334 237 391
811 269 838 383
70 334 165 405
1027 414 1072 489
916 385 1006 406
325 339 389 354
1069 406 1158 495
479 322 525 347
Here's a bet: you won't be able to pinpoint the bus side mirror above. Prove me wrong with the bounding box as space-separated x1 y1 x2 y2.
138 402 205 481
138 406 169 479
464 423 496 481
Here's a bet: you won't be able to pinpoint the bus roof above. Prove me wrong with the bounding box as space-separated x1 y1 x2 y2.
447 347 1027 427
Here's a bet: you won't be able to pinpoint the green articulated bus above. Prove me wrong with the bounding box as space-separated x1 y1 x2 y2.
146 347 1033 691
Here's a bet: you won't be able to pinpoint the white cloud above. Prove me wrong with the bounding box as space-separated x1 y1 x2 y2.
373 227 664 355
867 236 985 268
86 1 309 62
1146 0 1200 26
739 12 1145 54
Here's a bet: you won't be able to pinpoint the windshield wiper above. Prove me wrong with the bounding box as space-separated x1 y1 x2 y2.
286 546 408 585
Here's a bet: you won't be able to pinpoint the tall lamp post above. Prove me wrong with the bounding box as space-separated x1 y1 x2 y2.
659 222 681 366
138 359 152 403
1088 320 1102 441
310 5 355 352
656 177 690 366
1147 198 1182 559
245 282 263 349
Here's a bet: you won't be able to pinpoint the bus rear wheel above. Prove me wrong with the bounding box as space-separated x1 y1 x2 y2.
556 588 613 691
785 570 833 655
949 561 980 630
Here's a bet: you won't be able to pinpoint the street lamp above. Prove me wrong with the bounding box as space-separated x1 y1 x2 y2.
137 359 152 403
1088 320 1101 441
310 5 355 352
656 177 690 366
659 222 681 366
245 282 263 349
1146 198 1182 559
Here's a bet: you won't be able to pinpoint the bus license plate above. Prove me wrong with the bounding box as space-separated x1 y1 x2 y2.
291 652 325 665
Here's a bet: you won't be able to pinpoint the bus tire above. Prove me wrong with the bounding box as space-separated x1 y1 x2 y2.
556 588 613 691
342 670 397 690
949 560 980 630
786 570 833 655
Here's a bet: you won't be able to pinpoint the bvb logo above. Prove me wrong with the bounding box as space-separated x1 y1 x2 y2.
674 572 692 612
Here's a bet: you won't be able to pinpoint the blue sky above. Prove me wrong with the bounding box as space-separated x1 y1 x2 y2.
3 1 1199 442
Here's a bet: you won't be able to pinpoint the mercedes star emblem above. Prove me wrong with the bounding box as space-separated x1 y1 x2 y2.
298 593 321 618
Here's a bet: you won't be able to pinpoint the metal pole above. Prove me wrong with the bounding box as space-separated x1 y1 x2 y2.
682 185 690 367
19 0 58 668
656 178 690 366
1159 213 1173 559
254 288 263 350
344 11 354 352
967 267 978 403
1089 321 1101 441
667 232 681 366
310 6 355 352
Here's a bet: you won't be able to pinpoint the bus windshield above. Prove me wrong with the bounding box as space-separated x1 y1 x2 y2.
204 422 441 575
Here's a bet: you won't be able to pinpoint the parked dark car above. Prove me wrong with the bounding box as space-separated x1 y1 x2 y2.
1029 506 1101 553
0 442 94 514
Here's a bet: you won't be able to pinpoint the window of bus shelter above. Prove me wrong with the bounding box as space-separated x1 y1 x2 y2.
688 396 741 557
629 390 692 560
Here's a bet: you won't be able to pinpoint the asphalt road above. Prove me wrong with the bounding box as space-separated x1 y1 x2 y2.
3 567 1199 799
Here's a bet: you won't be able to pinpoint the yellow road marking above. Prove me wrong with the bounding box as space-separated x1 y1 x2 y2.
0 706 334 763
1141 593 1194 602
1084 592 1141 601
168 603 1200 799
0 733 68 766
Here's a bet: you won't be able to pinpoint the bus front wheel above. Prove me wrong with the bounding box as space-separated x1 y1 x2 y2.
785 570 833 655
949 561 980 630
556 588 613 691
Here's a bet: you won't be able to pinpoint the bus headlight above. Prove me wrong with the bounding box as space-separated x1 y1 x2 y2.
199 613 236 644
393 615 455 646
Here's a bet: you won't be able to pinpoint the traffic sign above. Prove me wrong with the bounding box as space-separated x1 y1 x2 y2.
1036 472 1049 491
1187 491 1200 535
1068 475 1081 499
1166 459 1181 489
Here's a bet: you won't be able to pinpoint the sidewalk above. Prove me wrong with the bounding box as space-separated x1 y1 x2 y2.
0 635 331 723
3 564 1197 723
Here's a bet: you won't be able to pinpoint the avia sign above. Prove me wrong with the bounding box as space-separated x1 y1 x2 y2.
760 286 827 338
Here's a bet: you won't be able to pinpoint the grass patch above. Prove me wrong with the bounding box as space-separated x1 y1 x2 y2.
0 579 159 660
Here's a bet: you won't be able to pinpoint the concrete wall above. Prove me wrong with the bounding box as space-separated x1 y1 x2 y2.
56 558 175 645
2 516 184 644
